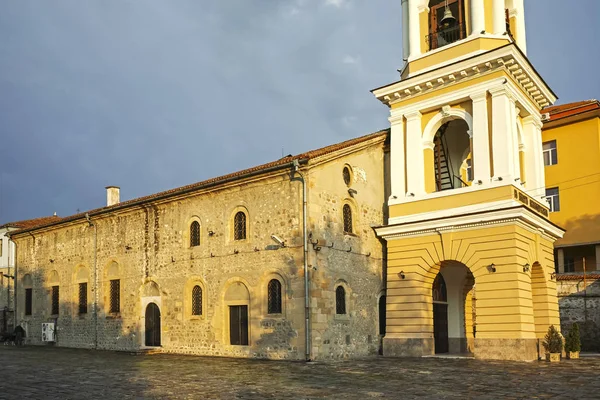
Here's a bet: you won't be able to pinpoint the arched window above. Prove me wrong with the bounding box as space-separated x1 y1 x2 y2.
191 285 202 316
267 279 282 314
432 273 447 303
343 204 353 234
190 221 200 247
336 286 346 315
234 211 247 240
343 166 352 186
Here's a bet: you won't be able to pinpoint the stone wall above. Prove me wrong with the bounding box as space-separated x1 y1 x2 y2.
12 138 386 360
557 275 600 351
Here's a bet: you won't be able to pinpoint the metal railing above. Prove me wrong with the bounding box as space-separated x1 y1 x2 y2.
426 23 466 51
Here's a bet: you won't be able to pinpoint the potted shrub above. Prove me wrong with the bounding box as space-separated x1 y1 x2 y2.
565 323 581 359
542 325 563 362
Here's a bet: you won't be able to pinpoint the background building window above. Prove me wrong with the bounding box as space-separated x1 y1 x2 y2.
25 288 32 316
110 279 120 313
267 279 282 314
192 285 203 316
234 211 247 240
336 286 346 315
564 257 575 273
343 204 353 234
51 286 59 315
546 187 560 212
78 282 88 314
190 221 200 247
543 140 558 166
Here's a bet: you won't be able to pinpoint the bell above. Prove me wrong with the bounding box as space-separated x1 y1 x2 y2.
439 5 457 29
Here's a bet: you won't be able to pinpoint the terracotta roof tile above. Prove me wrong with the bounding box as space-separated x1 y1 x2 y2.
0 215 62 230
543 99 600 122
11 129 389 234
556 273 600 281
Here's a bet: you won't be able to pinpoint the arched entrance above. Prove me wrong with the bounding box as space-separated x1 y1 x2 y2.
145 303 161 347
432 273 449 353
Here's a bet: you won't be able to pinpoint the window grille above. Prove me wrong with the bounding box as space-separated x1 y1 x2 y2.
343 167 351 186
190 221 200 247
192 285 202 316
542 140 558 166
25 288 32 316
267 279 282 314
335 286 346 315
110 279 120 313
234 211 247 240
51 286 59 315
343 204 353 234
545 187 560 212
79 282 88 314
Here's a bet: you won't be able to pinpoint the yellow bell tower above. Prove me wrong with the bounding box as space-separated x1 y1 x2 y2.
373 0 564 361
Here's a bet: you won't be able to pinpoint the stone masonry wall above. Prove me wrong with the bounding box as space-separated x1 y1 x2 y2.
13 139 386 360
557 276 600 351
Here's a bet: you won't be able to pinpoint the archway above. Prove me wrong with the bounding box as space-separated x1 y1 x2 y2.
432 261 475 354
145 303 161 346
433 119 471 191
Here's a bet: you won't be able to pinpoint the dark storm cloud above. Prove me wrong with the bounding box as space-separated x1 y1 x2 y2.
0 0 598 222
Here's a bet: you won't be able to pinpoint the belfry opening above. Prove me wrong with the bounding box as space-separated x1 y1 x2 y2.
433 119 471 191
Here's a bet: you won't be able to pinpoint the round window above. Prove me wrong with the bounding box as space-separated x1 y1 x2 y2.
343 166 352 186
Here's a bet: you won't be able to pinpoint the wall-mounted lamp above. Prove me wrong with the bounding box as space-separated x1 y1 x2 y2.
523 263 530 273
348 188 358 197
550 272 557 280
487 263 497 273
398 271 406 279
208 230 215 236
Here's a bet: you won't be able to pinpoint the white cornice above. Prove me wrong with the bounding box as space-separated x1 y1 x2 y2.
373 44 556 111
374 206 564 242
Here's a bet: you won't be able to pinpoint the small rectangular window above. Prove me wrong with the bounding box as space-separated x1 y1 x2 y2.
79 282 88 314
110 279 120 313
51 286 59 315
545 187 560 212
542 140 557 166
25 288 33 316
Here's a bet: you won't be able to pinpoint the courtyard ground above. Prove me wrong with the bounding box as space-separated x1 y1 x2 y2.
1 346 599 399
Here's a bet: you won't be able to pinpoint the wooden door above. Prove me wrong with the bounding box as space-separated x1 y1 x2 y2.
229 305 249 346
433 302 449 353
145 303 161 347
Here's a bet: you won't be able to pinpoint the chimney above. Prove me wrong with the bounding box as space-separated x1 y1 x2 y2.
106 186 120 207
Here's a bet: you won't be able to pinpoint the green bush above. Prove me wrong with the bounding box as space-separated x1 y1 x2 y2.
543 325 563 354
565 323 581 353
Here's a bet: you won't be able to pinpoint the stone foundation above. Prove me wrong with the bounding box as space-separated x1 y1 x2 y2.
474 338 539 361
382 337 433 357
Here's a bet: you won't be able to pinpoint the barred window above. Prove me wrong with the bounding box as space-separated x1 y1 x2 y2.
335 286 346 315
190 221 200 247
78 282 87 314
343 166 351 186
234 211 247 241
25 288 33 316
192 285 202 316
51 286 59 315
343 204 353 234
267 279 282 314
110 279 120 313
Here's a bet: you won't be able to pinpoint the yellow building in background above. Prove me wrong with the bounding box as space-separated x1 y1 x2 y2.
541 100 600 273
373 0 562 361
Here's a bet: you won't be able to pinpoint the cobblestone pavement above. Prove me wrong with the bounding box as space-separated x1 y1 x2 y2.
1 346 599 399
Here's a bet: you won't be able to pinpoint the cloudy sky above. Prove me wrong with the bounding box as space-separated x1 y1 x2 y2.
1 0 599 223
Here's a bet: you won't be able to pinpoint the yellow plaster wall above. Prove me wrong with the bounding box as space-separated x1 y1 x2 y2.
484 0 493 32
543 117 600 246
385 223 559 342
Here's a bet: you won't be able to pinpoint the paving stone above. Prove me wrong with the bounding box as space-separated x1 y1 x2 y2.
1 346 600 399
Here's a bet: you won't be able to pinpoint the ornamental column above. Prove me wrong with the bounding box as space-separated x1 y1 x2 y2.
402 0 410 61
408 0 421 59
470 0 485 35
522 115 545 199
492 0 506 35
489 86 516 182
470 91 491 183
511 0 527 54
389 112 406 200
405 111 425 196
